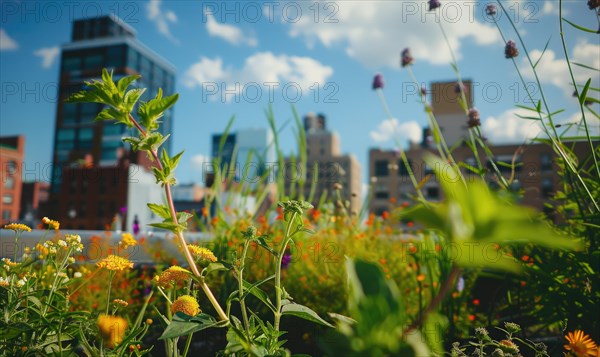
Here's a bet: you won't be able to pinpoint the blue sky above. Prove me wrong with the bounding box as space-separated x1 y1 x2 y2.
1 0 598 185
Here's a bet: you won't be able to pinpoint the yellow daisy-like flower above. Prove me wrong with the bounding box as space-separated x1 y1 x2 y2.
3 223 32 233
96 255 133 271
171 295 201 316
157 266 191 288
97 314 128 349
42 217 60 230
565 330 598 357
187 245 217 263
119 233 136 249
35 243 49 259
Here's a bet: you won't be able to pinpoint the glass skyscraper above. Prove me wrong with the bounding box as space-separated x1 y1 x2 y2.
51 15 176 192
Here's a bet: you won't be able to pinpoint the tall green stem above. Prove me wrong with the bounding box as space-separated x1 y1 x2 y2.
274 212 297 332
105 271 114 315
128 113 228 321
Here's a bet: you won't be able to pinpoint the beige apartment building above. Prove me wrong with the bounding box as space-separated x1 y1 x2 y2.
286 113 362 214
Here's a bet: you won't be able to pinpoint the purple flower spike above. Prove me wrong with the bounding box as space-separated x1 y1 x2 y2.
428 0 441 11
467 108 481 128
485 4 497 16
372 73 384 90
505 40 519 59
401 48 414 68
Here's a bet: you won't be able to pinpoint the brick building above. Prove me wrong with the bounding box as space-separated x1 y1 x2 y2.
0 136 25 224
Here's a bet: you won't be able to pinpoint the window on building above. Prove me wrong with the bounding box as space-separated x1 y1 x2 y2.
4 177 15 189
80 103 99 122
6 161 17 175
426 187 440 200
398 159 413 176
63 103 78 125
374 160 389 176
2 194 13 204
106 45 124 68
374 184 389 199
62 56 81 71
83 54 103 70
57 128 76 141
2 210 11 221
79 127 94 142
127 48 139 71
541 178 553 198
540 153 552 171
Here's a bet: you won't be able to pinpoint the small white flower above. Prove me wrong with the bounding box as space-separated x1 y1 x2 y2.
49 247 57 254
58 240 67 248
68 257 75 264
16 277 27 287
74 272 82 278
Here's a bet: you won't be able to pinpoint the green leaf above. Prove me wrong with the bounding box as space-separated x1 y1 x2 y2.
241 275 275 301
533 36 552 69
202 262 228 277
117 74 141 95
148 203 171 219
149 222 179 232
579 78 592 106
562 18 598 33
281 303 333 327
241 280 276 312
159 313 219 339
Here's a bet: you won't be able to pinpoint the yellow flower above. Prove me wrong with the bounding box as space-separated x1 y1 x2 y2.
187 245 217 263
157 266 191 288
171 295 201 316
3 223 32 233
97 314 128 349
42 217 60 230
565 330 598 357
35 243 49 258
96 255 133 271
119 233 136 249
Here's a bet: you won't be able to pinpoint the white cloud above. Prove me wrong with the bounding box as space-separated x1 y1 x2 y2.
481 108 544 143
191 154 211 171
146 0 179 44
523 40 600 98
370 118 422 144
205 10 257 46
482 107 600 144
285 1 500 68
0 29 18 51
542 1 557 16
34 46 59 69
183 52 333 101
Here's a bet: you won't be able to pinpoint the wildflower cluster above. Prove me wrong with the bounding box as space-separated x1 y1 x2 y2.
3 223 32 233
119 233 137 249
187 244 217 264
96 255 134 271
42 217 60 230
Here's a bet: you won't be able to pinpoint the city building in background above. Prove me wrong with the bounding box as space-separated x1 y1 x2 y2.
20 181 50 225
287 113 362 214
430 80 474 147
368 80 596 219
211 128 275 182
48 15 176 230
0 136 24 224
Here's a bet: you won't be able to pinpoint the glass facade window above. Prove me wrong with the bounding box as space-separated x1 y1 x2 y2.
57 128 76 141
79 127 94 141
63 103 77 124
374 160 389 176
2 194 12 204
56 141 75 150
83 54 103 70
106 45 124 68
127 48 139 71
426 187 440 199
103 124 124 136
62 56 81 71
80 103 99 122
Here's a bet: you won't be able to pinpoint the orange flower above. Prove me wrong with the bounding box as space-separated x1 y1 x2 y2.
171 295 201 316
564 330 598 357
98 314 127 348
